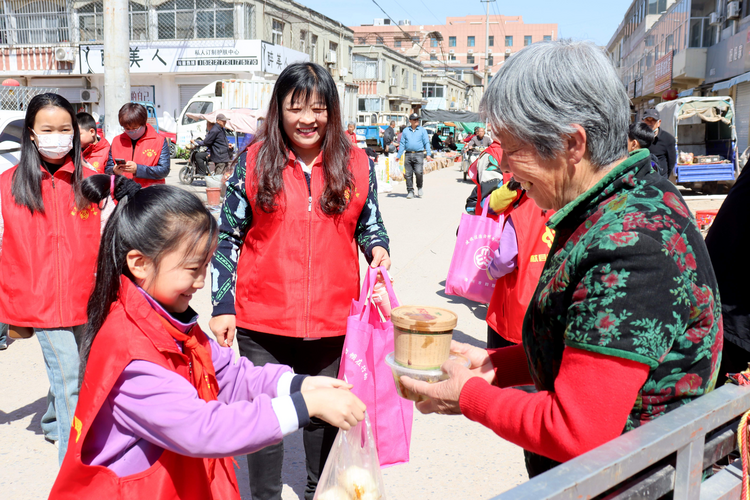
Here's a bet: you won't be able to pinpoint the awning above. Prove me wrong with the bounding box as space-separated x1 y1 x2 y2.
678 88 695 97
711 71 750 91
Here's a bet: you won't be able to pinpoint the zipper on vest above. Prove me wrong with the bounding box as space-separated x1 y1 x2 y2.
305 171 313 337
51 175 65 326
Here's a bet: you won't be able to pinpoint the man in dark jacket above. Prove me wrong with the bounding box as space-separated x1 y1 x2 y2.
383 121 396 153
192 113 231 175
643 108 676 177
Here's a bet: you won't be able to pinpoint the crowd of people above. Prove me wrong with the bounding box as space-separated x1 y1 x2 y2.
0 39 745 499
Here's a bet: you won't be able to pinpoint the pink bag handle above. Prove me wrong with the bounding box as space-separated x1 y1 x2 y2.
354 266 399 321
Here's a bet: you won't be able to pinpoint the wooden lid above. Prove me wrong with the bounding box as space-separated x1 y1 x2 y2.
390 306 458 332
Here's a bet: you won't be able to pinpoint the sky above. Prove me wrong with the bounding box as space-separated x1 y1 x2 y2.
297 0 635 47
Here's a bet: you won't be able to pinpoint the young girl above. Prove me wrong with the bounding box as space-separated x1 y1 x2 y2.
0 93 100 465
50 175 365 500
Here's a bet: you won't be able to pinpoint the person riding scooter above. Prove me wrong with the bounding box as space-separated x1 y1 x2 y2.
191 113 231 175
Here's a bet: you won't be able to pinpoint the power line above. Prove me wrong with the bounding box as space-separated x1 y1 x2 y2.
370 0 429 56
416 0 443 25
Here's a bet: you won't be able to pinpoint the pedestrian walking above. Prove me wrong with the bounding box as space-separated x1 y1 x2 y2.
191 113 231 175
0 93 101 464
105 102 170 187
346 121 358 145
396 113 432 199
50 175 365 500
642 108 676 177
209 62 390 500
77 112 110 173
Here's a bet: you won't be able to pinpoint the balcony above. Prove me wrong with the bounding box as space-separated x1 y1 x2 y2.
672 47 707 83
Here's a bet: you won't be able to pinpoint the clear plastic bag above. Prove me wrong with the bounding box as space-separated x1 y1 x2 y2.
313 412 386 500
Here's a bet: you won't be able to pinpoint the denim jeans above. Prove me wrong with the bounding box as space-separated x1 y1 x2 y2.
35 325 83 465
404 152 425 193
0 322 7 346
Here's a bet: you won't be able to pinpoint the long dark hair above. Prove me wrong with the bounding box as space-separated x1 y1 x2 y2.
78 175 218 380
12 93 85 214
248 62 354 215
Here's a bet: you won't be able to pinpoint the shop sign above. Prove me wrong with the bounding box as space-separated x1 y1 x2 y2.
654 50 673 94
79 40 308 75
131 85 155 103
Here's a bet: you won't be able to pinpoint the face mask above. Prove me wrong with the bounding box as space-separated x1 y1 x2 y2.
33 132 73 160
125 126 145 140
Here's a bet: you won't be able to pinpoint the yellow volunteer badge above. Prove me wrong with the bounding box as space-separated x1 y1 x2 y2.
72 416 82 443
542 227 555 248
344 187 360 201
143 148 157 158
71 203 100 220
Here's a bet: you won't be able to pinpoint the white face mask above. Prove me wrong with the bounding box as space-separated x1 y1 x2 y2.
33 131 74 160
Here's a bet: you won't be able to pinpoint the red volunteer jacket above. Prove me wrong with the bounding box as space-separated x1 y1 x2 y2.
235 143 369 337
486 193 554 343
50 277 239 500
0 158 100 328
82 137 111 174
110 124 166 188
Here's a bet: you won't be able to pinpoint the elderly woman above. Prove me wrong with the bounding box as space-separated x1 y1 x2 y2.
402 40 723 478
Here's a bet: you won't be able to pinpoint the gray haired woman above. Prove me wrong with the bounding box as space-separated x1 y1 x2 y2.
402 40 723 478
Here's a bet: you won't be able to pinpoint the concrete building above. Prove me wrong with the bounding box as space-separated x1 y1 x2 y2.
351 44 424 125
421 71 469 113
350 15 557 78
0 0 355 123
606 0 750 151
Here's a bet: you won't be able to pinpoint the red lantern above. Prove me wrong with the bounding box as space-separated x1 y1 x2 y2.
662 88 678 101
2 79 20 87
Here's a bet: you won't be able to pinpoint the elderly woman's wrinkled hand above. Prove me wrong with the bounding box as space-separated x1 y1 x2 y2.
400 358 478 415
450 340 496 385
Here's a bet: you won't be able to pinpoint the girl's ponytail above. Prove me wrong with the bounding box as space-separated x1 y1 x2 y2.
81 174 141 206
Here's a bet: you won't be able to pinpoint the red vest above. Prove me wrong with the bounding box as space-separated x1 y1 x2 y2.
235 143 369 337
110 124 166 188
0 159 100 328
486 194 555 343
82 137 111 174
50 277 240 500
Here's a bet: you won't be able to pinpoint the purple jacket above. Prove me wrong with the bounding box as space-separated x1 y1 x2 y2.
81 289 309 477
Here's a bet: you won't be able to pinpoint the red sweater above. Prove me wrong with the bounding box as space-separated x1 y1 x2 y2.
459 345 649 463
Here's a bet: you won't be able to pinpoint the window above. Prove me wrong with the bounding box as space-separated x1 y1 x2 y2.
245 3 255 40
358 98 381 112
488 55 493 66
329 41 338 65
524 35 532 46
422 82 445 98
182 101 214 125
404 69 409 88
413 74 417 91
648 0 667 15
358 36 367 44
448 53 456 61
505 35 513 47
311 35 318 62
376 36 384 45
430 54 438 60
467 54 475 64
15 0 69 44
395 40 401 48
543 35 552 41
489 35 494 46
300 30 307 53
156 0 233 40
467 36 475 47
272 19 284 45
431 38 438 47
449 36 456 47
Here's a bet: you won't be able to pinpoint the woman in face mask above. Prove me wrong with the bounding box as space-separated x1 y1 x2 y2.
0 93 102 465
105 103 170 187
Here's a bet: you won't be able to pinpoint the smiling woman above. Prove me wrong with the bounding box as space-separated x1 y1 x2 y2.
209 62 391 499
401 40 724 480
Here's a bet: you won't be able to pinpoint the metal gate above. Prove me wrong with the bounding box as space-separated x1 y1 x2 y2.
0 87 59 111
178 84 206 117
735 82 750 156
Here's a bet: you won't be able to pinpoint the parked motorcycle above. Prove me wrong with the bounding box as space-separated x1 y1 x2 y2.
461 147 484 181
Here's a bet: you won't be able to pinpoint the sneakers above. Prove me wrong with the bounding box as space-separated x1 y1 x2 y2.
406 191 415 199
0 341 6 351
417 188 424 197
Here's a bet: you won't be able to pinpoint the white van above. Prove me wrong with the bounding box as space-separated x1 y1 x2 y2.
176 79 274 147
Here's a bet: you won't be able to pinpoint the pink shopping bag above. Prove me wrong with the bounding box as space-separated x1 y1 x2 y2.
445 209 504 304
339 266 413 468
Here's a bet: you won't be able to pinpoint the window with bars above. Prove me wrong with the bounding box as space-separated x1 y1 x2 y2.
489 35 494 46
300 29 307 52
271 19 283 45
78 1 148 42
156 0 234 40
14 0 70 44
310 34 317 62
467 54 474 64
245 3 255 39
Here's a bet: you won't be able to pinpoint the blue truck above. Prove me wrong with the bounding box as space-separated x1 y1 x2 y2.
655 97 739 194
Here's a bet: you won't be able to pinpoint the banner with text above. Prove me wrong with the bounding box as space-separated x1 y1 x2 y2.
654 51 674 94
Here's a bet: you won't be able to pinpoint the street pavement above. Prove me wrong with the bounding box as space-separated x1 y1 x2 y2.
0 157 725 499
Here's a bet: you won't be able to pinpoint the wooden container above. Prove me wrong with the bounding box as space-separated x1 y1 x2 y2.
391 306 458 369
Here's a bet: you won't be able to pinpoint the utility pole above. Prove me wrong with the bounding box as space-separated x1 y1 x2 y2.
481 0 496 89
103 0 131 142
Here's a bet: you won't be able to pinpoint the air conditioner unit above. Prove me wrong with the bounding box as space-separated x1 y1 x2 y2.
54 47 75 62
709 12 722 26
728 1 741 19
505 48 511 54
80 88 100 103
468 49 474 54
449 49 455 54
340 67 348 77
488 48 492 53
430 49 436 54
325 51 337 64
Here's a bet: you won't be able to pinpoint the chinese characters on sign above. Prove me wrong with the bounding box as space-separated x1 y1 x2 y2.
654 50 674 94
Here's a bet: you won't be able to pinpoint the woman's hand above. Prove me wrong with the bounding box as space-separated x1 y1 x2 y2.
209 314 236 347
451 340 496 385
301 376 352 392
371 246 391 270
303 388 366 430
123 161 138 174
400 358 477 415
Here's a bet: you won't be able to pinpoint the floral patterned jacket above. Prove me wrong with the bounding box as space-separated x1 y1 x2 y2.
523 148 723 431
